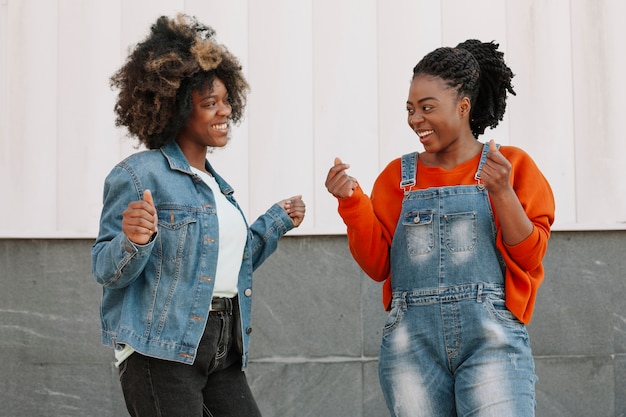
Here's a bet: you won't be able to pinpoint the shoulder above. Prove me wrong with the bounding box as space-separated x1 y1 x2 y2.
499 145 553 201
371 157 405 201
498 145 543 172
104 149 170 189
114 149 168 176
372 157 402 190
379 157 403 181
498 145 533 162
118 149 163 167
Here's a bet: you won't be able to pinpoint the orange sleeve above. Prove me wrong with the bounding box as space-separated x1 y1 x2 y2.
496 147 555 323
337 159 404 286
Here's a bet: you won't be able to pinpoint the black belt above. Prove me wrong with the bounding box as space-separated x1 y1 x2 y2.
211 297 235 314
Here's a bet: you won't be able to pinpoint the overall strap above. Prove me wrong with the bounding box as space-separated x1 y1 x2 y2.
400 152 418 194
474 142 500 190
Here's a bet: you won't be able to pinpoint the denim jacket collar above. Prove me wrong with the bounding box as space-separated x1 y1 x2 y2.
161 141 235 196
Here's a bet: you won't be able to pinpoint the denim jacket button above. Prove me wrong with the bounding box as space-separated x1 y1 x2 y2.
244 288 252 297
246 327 252 335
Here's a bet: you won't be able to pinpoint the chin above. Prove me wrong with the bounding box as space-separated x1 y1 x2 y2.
207 134 231 153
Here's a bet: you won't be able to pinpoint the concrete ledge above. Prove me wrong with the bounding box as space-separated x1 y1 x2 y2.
1 232 624 416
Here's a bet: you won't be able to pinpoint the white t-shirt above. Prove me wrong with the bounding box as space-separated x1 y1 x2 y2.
190 167 247 298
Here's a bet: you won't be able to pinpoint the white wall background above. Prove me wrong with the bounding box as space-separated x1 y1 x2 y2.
1 0 625 238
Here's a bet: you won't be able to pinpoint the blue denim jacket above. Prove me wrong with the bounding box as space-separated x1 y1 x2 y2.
91 142 294 367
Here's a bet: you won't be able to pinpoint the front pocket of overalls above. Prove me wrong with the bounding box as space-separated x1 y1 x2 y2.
155 208 197 261
483 295 525 330
382 304 405 335
402 211 434 256
444 211 477 252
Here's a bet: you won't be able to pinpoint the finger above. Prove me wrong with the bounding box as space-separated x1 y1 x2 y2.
489 139 497 153
326 166 351 189
289 201 306 212
143 189 155 209
328 175 354 197
328 163 351 181
281 196 305 226
281 195 299 208
123 216 154 230
290 199 306 211
332 157 349 170
142 189 158 232
335 174 356 190
290 207 305 224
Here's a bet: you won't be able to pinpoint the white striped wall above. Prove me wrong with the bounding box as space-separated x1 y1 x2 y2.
1 0 624 238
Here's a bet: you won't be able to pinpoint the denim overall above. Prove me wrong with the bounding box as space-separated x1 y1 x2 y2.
379 144 536 417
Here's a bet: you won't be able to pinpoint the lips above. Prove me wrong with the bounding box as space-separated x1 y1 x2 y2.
416 129 433 141
211 123 229 133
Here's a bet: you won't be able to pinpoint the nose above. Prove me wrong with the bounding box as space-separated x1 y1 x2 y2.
408 113 423 129
218 101 232 117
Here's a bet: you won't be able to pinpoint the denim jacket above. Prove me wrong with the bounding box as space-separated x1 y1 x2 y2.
91 141 294 367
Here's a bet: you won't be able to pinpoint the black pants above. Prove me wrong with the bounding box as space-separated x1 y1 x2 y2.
119 306 262 417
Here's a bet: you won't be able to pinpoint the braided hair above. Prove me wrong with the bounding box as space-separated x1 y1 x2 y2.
110 14 249 149
412 39 515 138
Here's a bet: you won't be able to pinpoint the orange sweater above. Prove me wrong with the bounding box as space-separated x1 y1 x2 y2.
337 145 555 324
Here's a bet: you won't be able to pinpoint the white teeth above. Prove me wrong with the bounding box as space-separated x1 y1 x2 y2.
417 129 433 138
212 123 228 130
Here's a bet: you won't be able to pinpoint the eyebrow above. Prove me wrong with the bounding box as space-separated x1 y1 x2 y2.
406 96 439 106
199 92 217 100
199 92 228 101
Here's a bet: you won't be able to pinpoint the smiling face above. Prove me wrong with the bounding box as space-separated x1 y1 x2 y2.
406 74 473 155
176 77 232 157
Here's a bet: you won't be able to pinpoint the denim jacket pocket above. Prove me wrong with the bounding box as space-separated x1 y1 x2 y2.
402 210 435 256
155 206 198 261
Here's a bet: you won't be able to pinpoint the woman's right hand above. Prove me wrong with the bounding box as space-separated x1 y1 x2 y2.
325 157 357 198
122 189 158 245
277 195 306 227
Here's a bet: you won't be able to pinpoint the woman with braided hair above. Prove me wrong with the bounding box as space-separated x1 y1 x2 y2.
92 14 305 416
326 40 554 416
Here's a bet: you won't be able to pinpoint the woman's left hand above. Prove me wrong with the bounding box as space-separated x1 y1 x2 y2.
278 195 306 227
480 139 513 195
481 139 534 245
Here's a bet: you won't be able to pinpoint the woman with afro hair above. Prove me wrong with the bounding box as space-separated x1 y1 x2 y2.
92 14 305 416
326 40 554 416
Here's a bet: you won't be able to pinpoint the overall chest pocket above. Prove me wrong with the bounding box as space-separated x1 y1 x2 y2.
155 208 198 261
444 211 477 252
402 210 434 256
